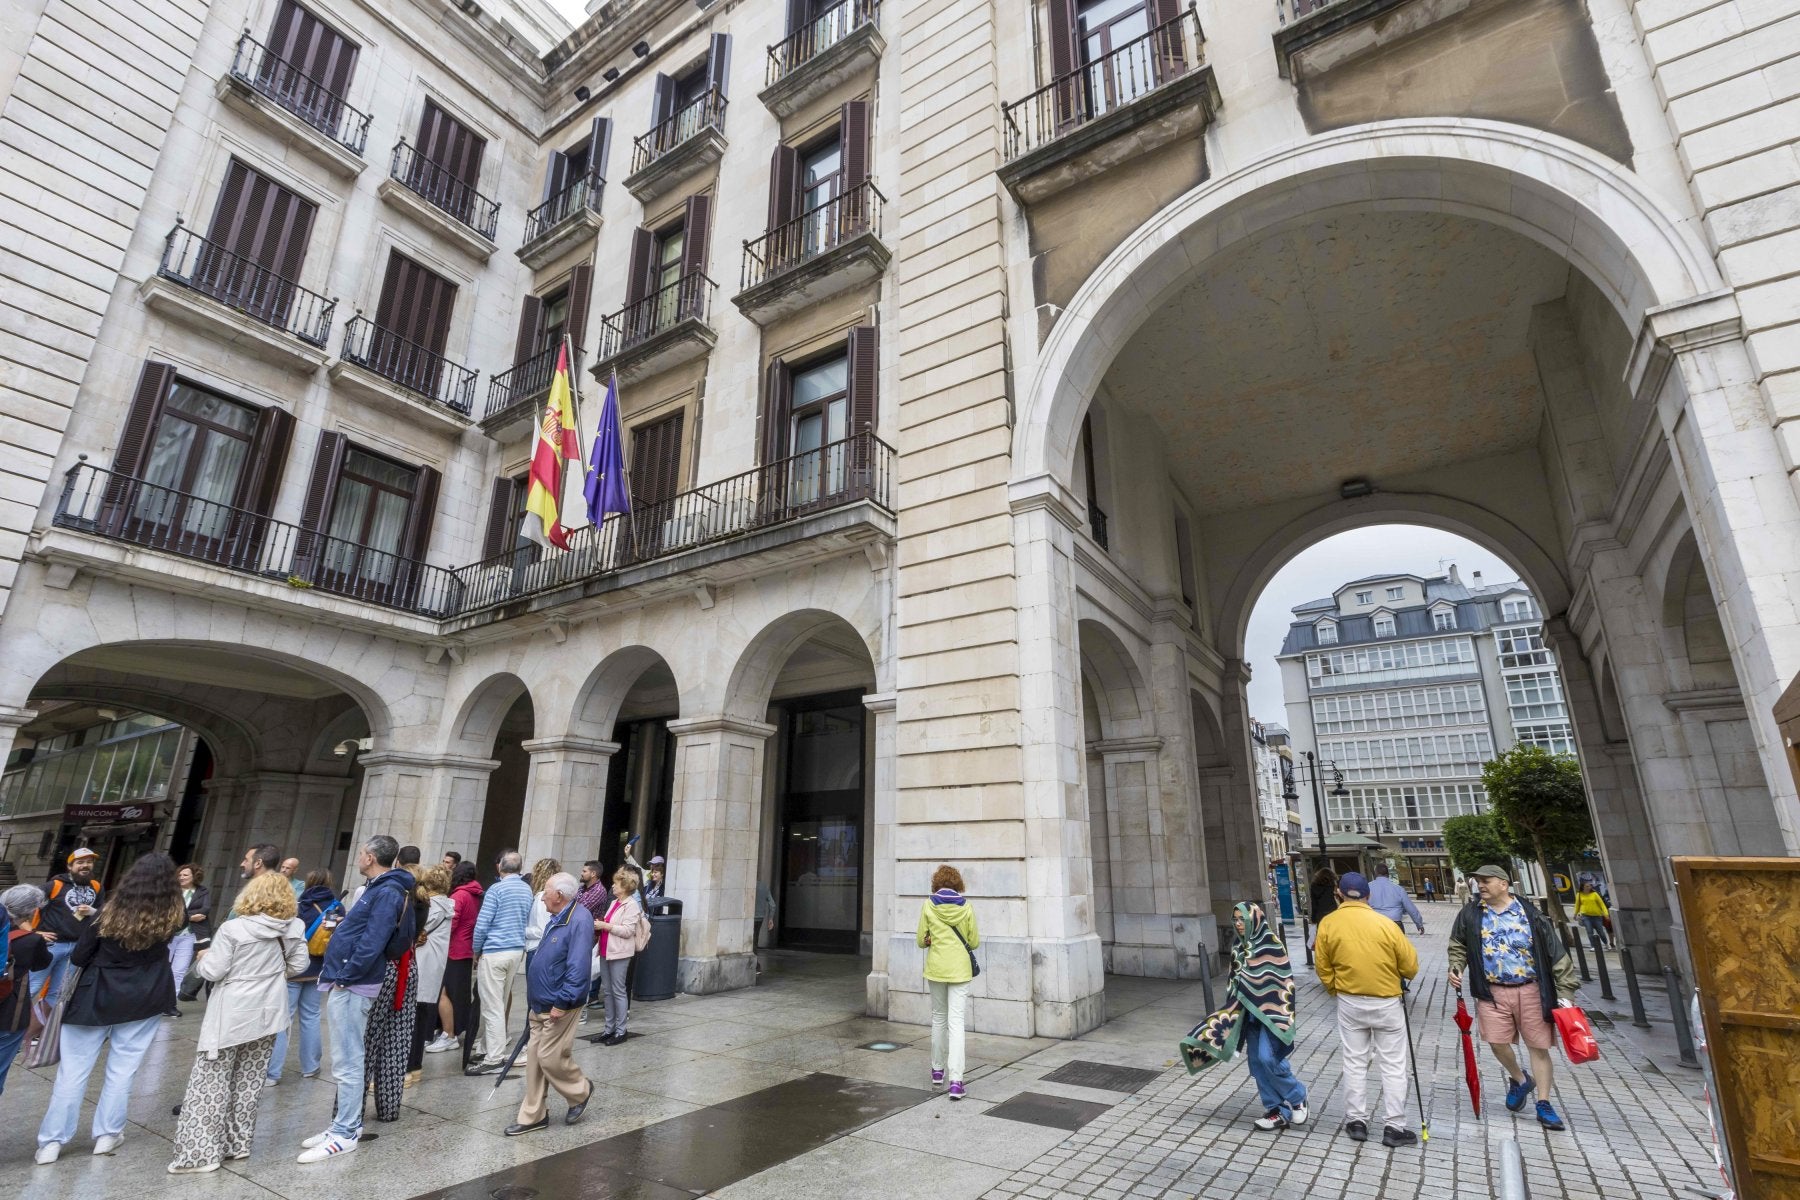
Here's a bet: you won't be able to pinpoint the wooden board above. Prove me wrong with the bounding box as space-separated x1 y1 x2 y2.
1672 856 1800 1200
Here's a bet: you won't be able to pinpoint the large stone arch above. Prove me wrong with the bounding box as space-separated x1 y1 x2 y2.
1014 119 1723 490
719 607 881 724
1077 615 1155 742
444 672 533 759
569 645 682 741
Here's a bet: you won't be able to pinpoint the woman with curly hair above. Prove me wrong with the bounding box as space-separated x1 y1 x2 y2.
916 864 980 1100
36 851 186 1164
168 872 309 1173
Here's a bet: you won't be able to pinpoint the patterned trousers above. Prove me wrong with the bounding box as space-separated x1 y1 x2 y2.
169 1035 276 1169
365 956 417 1122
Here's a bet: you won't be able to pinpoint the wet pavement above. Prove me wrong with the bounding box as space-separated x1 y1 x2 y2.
0 908 1726 1199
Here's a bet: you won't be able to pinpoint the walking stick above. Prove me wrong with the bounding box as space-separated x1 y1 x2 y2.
1400 983 1430 1143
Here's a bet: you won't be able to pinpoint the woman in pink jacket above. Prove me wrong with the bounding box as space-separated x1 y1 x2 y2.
591 869 640 1046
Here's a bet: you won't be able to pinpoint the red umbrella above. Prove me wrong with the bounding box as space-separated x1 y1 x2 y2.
1454 993 1482 1117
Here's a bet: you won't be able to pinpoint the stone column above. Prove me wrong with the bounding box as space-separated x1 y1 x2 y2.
193 776 248 895
351 751 498 878
517 736 620 870
863 692 896 1018
230 772 355 877
665 716 774 995
1092 736 1193 977
0 705 36 763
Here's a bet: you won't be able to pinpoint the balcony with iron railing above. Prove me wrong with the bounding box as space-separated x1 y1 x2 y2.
480 343 565 440
591 271 716 383
220 32 371 176
51 461 459 618
329 315 477 430
760 0 886 118
451 430 895 617
140 222 336 372
624 88 728 204
380 141 501 258
735 180 891 325
997 7 1219 205
519 167 605 269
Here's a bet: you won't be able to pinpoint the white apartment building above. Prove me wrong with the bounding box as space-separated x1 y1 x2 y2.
1278 569 1574 891
5 0 1800 1035
1249 718 1295 865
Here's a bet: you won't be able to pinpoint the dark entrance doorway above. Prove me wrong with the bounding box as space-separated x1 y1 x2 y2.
776 691 865 952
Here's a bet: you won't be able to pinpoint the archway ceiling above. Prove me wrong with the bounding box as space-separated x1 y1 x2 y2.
61 645 345 700
1101 210 1573 515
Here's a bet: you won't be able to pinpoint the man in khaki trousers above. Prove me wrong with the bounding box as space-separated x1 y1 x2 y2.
505 873 595 1134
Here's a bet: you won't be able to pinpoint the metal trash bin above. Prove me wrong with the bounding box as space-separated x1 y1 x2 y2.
632 897 682 1001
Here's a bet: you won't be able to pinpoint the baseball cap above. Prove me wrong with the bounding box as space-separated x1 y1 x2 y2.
1338 871 1369 899
648 855 665 865
1471 864 1510 882
68 847 97 864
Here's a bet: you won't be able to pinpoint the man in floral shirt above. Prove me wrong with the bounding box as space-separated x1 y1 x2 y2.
1447 865 1579 1130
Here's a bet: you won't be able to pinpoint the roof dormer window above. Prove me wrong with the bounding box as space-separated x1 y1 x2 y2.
1433 608 1456 630
1316 619 1338 645
1373 613 1395 637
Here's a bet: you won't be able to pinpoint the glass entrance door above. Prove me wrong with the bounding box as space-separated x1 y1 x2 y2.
777 695 865 951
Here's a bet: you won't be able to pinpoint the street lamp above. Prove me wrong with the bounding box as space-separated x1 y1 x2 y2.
1284 751 1347 863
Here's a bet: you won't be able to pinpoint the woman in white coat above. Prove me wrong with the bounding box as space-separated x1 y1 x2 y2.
167 873 309 1174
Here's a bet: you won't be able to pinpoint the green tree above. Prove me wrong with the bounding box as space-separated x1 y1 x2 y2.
1481 743 1595 924
1442 812 1512 878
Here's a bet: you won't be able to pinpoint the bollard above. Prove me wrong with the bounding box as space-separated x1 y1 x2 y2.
1566 925 1592 983
1302 914 1313 967
1663 966 1701 1068
1592 933 1616 1002
1197 942 1217 1015
1497 1138 1532 1200
1621 947 1651 1029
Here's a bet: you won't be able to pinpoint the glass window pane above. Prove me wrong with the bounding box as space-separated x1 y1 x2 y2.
345 450 415 492
139 417 198 490
124 738 155 798
792 355 847 407
147 732 181 799
169 384 257 434
366 489 410 558
328 478 373 543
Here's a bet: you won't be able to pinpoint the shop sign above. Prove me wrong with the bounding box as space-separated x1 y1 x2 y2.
63 803 152 823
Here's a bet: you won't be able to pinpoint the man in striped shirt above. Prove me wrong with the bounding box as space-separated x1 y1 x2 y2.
465 850 532 1075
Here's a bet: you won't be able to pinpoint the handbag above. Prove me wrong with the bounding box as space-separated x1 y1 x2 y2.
1552 1005 1600 1064
24 966 80 1070
948 925 980 978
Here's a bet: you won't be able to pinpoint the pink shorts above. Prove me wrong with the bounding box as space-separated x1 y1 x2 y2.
1477 981 1554 1049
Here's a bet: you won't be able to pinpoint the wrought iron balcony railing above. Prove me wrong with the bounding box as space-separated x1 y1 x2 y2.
54 462 458 616
630 88 728 175
596 271 714 362
483 343 564 421
523 167 604 245
227 32 371 155
740 180 885 292
452 430 894 614
766 0 881 86
156 222 335 346
1002 6 1203 161
1089 504 1109 549
389 141 501 240
340 316 477 416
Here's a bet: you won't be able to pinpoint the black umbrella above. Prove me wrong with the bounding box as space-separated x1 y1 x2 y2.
491 1024 532 1091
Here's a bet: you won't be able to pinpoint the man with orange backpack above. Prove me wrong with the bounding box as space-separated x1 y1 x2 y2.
31 848 103 1006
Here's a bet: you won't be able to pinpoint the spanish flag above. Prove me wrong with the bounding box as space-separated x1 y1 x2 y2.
521 339 584 550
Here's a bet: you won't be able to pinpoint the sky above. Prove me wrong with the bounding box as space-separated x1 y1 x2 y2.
1242 525 1518 727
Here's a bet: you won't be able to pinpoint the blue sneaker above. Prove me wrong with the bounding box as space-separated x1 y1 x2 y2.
1505 1072 1535 1112
1535 1100 1565 1130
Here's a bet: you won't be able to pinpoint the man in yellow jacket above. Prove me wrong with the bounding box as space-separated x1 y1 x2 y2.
1314 871 1420 1147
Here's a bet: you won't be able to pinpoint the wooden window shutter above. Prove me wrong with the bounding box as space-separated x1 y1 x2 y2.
399 464 441 561
114 360 177 478
629 412 684 507
566 263 594 351
840 101 871 191
706 33 732 97
205 159 253 250
1047 0 1081 126
299 432 345 535
768 144 801 232
847 325 879 437
785 0 809 35
231 405 295 516
680 193 712 283
541 150 570 205
376 253 457 355
625 227 655 307
588 116 613 181
760 357 792 465
513 293 543 366
481 476 517 559
1148 0 1185 76
268 0 358 97
650 74 676 127
419 100 485 185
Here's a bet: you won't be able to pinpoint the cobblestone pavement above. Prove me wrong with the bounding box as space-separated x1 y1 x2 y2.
980 902 1726 1200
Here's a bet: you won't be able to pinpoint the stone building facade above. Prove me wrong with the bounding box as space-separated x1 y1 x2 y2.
3 0 1800 1035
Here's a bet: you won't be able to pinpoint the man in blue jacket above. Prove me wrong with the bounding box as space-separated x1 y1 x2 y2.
297 834 415 1163
466 850 532 1074
505 872 595 1135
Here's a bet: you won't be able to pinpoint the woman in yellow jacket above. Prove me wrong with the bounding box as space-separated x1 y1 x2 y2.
916 864 979 1100
1574 881 1612 949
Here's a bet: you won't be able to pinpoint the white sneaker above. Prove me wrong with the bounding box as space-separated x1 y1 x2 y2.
425 1033 457 1053
262 1077 278 1088
300 1130 333 1149
168 1162 220 1174
296 1134 358 1164
93 1134 124 1155
35 1143 61 1166
1289 1103 1309 1126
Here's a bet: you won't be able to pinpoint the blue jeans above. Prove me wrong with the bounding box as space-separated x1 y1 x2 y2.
269 980 322 1081
325 988 374 1139
38 1017 162 1146
1244 1020 1307 1119
28 939 76 1005
0 1027 25 1095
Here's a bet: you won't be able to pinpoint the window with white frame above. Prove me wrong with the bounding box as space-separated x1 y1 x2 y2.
1501 596 1535 621
1354 591 1372 605
1331 782 1489 827
1494 625 1552 670
1311 683 1487 734
1320 730 1496 781
1306 636 1477 683
1513 722 1577 755
1316 620 1338 644
1433 608 1456 630
1386 586 1405 600
1373 613 1396 637
1504 671 1567 721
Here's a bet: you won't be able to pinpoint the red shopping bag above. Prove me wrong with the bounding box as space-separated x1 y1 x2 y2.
1553 1005 1600 1064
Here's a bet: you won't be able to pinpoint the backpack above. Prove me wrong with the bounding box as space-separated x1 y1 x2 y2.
379 879 417 962
306 901 342 957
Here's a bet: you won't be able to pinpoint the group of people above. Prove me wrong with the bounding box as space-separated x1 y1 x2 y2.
0 835 672 1173
1188 861 1580 1145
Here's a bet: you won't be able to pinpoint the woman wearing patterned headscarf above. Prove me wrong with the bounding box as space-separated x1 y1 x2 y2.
1178 901 1309 1131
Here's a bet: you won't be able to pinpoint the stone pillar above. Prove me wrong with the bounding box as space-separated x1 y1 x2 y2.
863 692 896 1019
230 772 354 876
351 751 498 879
518 736 620 869
665 716 774 995
1093 736 1198 978
193 776 248 896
